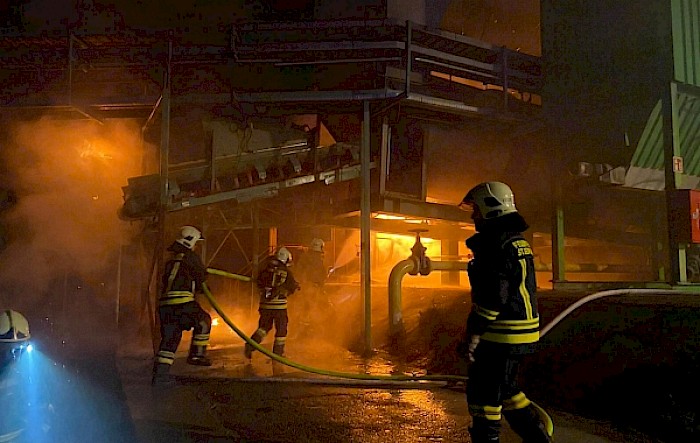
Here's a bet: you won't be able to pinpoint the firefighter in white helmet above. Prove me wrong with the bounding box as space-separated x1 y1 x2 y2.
152 226 213 386
0 309 30 347
297 238 327 288
458 182 553 443
244 246 300 359
0 309 32 442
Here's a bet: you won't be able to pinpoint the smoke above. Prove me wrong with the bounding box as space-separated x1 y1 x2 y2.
0 117 145 304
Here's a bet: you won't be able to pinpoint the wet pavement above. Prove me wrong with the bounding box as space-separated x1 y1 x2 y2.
22 287 693 442
117 341 657 443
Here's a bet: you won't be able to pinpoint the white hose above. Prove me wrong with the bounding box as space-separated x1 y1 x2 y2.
539 288 682 338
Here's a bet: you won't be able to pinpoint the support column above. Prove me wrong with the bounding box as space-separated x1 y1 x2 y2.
154 40 172 351
361 100 372 355
551 125 566 284
251 202 260 315
663 82 684 284
552 204 565 283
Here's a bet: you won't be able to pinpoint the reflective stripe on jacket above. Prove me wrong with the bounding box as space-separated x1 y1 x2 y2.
257 257 299 310
160 244 207 306
466 232 539 347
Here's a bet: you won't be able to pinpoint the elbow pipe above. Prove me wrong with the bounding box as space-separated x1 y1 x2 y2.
388 259 416 337
388 259 468 338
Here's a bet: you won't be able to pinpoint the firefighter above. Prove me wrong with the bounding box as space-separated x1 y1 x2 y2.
0 309 31 442
457 182 553 443
297 238 328 290
244 247 300 359
152 226 213 386
295 238 330 326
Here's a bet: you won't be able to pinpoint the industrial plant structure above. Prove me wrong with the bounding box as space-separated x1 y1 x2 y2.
1 0 699 351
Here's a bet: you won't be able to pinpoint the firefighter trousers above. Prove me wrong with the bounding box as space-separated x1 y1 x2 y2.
466 345 553 443
153 301 211 378
246 308 288 356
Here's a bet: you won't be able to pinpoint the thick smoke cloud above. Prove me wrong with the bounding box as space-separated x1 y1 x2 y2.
0 117 145 306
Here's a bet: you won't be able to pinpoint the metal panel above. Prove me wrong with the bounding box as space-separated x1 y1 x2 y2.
678 92 700 173
673 0 700 86
631 99 665 171
627 89 700 187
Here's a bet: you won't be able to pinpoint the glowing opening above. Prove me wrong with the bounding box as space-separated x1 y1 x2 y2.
373 213 430 224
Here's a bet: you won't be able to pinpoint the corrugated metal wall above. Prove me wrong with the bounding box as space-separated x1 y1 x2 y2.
630 93 700 173
673 0 700 87
602 0 700 189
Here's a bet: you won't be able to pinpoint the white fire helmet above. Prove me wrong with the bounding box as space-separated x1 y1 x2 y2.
0 310 31 344
176 225 205 250
276 247 292 265
459 181 518 220
310 238 325 253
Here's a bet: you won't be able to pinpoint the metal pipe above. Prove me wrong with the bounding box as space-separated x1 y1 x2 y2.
388 259 415 337
388 259 468 337
431 260 469 272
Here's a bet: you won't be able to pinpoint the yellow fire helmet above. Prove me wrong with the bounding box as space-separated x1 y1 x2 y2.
0 310 31 344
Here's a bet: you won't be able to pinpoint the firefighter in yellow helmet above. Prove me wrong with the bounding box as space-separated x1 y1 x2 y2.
152 226 213 386
0 309 32 442
458 182 553 443
244 247 300 359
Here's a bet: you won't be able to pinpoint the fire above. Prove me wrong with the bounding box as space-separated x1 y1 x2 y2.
79 140 114 161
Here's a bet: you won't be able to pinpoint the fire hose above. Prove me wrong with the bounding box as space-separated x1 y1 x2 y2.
201 281 466 383
203 277 657 381
201 277 685 437
202 273 584 435
202 280 553 435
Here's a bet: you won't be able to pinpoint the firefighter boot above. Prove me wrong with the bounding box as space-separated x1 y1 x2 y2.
272 337 286 357
469 417 501 443
245 329 266 359
503 404 553 443
187 344 212 366
243 342 254 360
151 362 175 386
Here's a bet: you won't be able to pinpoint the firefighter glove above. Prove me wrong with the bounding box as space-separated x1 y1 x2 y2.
467 335 480 362
457 334 479 361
